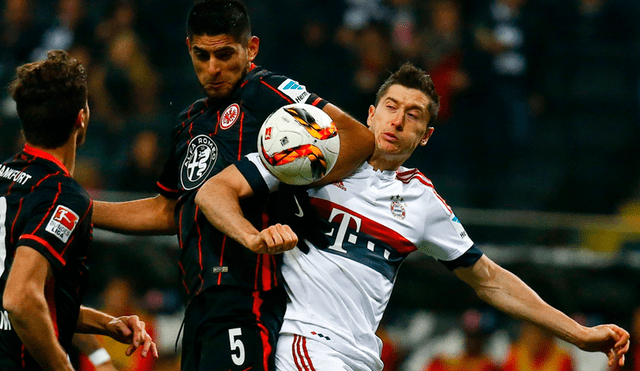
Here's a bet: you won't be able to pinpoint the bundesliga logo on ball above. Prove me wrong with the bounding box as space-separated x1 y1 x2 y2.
258 103 340 185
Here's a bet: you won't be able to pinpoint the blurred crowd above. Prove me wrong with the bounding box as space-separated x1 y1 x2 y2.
1 0 640 216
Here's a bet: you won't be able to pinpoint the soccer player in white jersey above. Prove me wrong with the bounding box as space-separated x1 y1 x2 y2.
195 63 630 370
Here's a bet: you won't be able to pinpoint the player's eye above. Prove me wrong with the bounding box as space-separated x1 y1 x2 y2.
215 51 234 60
195 52 209 61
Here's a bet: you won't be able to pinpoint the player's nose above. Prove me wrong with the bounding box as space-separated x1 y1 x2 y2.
207 58 222 75
389 111 404 130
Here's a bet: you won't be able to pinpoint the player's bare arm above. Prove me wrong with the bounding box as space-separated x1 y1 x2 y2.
93 194 177 235
3 246 76 370
455 255 630 367
76 306 158 359
195 165 297 255
318 103 374 185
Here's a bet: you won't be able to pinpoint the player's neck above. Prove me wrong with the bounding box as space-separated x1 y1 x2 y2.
28 138 77 176
367 152 404 172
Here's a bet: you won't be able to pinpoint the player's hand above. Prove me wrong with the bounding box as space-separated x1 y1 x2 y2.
105 315 159 359
247 223 298 254
576 324 630 367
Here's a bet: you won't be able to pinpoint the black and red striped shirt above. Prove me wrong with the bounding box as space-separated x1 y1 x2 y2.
156 65 327 302
0 145 92 370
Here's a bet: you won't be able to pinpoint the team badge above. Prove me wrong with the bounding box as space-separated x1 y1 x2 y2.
390 195 406 220
220 103 240 130
45 205 79 243
180 134 218 190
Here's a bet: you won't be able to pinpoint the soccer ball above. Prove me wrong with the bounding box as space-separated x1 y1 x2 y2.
258 103 340 185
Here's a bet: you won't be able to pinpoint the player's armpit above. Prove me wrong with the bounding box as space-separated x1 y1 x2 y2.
317 103 374 185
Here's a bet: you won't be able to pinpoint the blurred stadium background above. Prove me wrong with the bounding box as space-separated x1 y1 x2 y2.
1 0 639 370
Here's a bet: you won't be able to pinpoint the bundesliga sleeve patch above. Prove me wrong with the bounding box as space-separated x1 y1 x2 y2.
180 134 218 190
45 205 79 243
277 78 310 103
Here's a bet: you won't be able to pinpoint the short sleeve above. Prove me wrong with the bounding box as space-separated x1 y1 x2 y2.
237 153 280 196
155 136 182 199
18 182 92 272
258 74 328 110
416 189 474 262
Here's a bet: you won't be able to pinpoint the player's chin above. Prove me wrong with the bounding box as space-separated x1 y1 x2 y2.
204 85 230 99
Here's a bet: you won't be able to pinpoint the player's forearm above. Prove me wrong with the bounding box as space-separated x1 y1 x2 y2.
319 103 374 185
76 306 116 335
456 255 587 345
196 173 259 248
93 195 177 235
5 291 75 370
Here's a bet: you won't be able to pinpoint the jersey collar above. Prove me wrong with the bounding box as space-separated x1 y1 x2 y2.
23 144 70 176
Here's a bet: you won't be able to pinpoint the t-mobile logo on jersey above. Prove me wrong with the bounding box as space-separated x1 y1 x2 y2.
325 208 361 253
321 207 406 282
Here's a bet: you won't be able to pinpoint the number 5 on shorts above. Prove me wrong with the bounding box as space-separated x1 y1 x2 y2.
228 328 245 366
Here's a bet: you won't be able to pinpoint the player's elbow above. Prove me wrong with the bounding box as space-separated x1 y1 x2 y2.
3 284 42 319
194 184 208 210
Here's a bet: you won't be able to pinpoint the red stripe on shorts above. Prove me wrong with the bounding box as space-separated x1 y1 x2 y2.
252 291 272 371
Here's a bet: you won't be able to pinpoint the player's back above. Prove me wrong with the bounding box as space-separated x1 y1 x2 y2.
0 145 92 370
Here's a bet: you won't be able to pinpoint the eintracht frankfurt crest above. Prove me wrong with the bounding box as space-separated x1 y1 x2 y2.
181 134 218 190
390 195 406 220
220 103 240 130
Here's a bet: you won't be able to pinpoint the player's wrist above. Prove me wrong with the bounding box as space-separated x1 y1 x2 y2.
88 348 111 366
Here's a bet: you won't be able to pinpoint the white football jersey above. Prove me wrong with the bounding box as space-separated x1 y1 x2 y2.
246 154 474 370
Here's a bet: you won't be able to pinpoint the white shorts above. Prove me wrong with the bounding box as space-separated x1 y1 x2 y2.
275 334 359 371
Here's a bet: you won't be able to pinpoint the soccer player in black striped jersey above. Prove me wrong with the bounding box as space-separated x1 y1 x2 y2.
0 50 157 371
91 1 373 371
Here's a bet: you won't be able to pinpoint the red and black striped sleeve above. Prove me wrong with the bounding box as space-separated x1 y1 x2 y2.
17 179 92 272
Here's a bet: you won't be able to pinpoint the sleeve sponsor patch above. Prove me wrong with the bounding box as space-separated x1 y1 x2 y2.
450 214 469 240
45 205 79 243
277 78 311 103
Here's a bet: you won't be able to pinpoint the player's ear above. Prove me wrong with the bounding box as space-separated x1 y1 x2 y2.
420 127 434 146
75 110 84 129
247 36 259 62
366 105 375 128
75 102 89 129
186 37 192 51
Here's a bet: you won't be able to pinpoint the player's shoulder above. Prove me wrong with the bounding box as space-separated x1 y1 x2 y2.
176 97 209 123
395 166 434 189
246 66 312 104
23 172 92 218
49 173 91 205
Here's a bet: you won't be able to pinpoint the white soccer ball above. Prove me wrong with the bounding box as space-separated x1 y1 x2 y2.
258 103 340 185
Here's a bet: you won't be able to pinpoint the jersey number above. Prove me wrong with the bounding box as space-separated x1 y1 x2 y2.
0 197 7 278
228 328 245 366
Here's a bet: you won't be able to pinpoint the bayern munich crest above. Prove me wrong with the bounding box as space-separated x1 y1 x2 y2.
180 134 218 190
390 195 406 220
220 103 240 130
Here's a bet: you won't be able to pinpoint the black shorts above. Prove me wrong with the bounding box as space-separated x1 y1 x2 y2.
181 285 287 371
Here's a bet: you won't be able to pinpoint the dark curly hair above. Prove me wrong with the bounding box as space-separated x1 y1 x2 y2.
187 0 251 43
9 50 88 148
375 62 440 127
